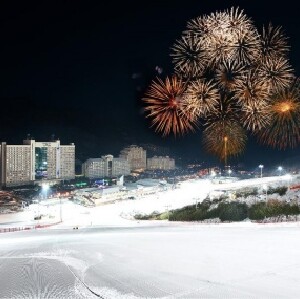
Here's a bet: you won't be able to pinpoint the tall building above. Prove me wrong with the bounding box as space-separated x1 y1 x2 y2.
147 156 175 170
82 155 130 178
83 158 106 178
60 144 76 179
119 145 146 170
0 143 32 187
0 139 75 188
140 143 170 157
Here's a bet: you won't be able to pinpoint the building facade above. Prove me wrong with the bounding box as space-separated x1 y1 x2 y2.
82 155 130 178
147 156 175 170
0 139 75 187
119 145 146 171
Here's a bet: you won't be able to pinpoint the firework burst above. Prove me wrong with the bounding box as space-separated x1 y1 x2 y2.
203 121 247 162
205 95 240 125
181 79 220 118
186 14 211 38
142 76 197 137
206 33 234 67
215 59 246 91
256 79 300 149
241 100 272 132
230 28 262 65
260 23 290 59
225 6 254 34
142 6 300 162
257 56 294 91
170 34 208 78
234 71 270 105
203 95 246 162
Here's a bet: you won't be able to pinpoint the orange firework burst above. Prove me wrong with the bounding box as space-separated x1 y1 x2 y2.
142 76 197 137
234 71 273 132
203 120 247 163
203 95 246 162
256 79 300 149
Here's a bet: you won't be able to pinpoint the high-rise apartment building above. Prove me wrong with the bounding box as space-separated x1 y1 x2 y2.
0 139 75 187
147 156 175 170
60 144 76 179
0 143 32 187
83 158 106 178
82 155 130 178
119 145 146 170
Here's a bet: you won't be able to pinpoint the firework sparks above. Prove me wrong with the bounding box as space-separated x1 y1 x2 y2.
230 28 262 65
234 71 270 105
202 95 247 162
260 23 290 59
181 79 220 118
215 59 246 90
205 95 240 126
256 79 300 149
186 14 212 38
170 34 208 78
142 76 197 137
206 33 234 67
142 6 300 161
257 56 294 91
203 121 247 162
241 100 272 132
199 94 247 165
225 6 254 33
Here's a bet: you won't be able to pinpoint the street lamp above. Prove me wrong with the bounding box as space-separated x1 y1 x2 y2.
210 170 216 181
278 166 283 176
283 174 292 190
42 184 49 199
259 165 264 178
263 184 268 201
228 169 232 177
37 199 40 225
164 205 171 220
59 196 62 223
194 198 198 209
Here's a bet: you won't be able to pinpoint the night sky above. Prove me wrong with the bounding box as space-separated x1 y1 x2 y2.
1 0 300 169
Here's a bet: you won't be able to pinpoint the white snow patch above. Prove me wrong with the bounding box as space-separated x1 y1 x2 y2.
88 286 170 299
25 249 89 276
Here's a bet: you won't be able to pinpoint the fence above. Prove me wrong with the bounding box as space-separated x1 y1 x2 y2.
0 221 62 233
